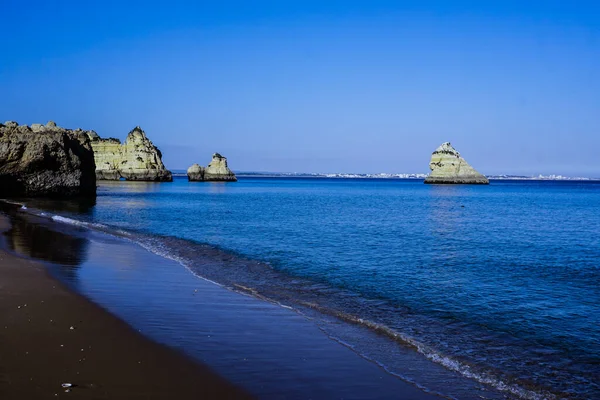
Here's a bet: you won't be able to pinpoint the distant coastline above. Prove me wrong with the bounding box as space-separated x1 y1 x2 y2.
170 170 599 181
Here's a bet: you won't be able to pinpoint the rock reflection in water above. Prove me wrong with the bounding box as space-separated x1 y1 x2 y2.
98 180 166 193
4 215 88 279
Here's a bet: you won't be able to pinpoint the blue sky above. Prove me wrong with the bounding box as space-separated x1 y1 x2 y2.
1 1 598 176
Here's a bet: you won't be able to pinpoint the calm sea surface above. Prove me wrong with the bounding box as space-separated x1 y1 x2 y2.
21 178 600 399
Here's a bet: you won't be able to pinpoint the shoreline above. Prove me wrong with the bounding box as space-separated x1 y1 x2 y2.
0 206 446 400
0 214 252 399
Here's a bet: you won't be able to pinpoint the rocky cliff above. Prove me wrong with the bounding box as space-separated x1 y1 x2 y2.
187 153 237 182
89 126 172 181
424 142 489 184
0 121 97 197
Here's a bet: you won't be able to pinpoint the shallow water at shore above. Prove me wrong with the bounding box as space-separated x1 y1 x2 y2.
6 177 600 399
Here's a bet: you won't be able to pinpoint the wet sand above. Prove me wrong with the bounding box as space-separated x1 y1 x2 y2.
0 215 252 399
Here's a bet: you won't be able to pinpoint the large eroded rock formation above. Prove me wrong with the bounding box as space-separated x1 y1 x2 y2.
424 142 489 184
0 121 97 197
89 126 172 181
187 153 237 182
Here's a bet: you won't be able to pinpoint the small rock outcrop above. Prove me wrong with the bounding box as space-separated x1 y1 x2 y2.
187 153 237 182
424 142 489 184
0 121 97 197
187 163 205 181
205 153 237 181
89 126 172 181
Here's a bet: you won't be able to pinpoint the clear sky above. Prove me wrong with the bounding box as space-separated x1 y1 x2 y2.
1 1 598 176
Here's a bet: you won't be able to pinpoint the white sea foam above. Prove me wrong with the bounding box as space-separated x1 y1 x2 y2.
42 214 108 230
51 215 86 226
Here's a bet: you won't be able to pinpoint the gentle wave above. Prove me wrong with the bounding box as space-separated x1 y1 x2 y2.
293 300 555 400
132 236 227 289
51 214 106 228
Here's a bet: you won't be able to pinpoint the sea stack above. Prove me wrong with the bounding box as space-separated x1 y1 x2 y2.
187 153 237 182
88 126 172 182
0 121 97 197
424 142 489 184
187 163 205 181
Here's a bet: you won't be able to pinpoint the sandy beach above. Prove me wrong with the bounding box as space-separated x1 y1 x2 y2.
0 214 251 399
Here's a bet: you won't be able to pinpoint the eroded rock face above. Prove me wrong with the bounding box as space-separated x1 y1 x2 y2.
0 121 97 197
90 126 172 181
187 153 237 182
424 142 489 184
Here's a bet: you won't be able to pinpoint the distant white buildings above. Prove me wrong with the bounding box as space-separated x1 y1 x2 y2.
488 174 592 181
322 173 428 179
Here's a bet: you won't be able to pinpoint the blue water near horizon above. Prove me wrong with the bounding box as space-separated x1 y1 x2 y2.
22 177 600 399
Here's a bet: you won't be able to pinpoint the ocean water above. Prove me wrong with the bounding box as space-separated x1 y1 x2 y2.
17 178 600 399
